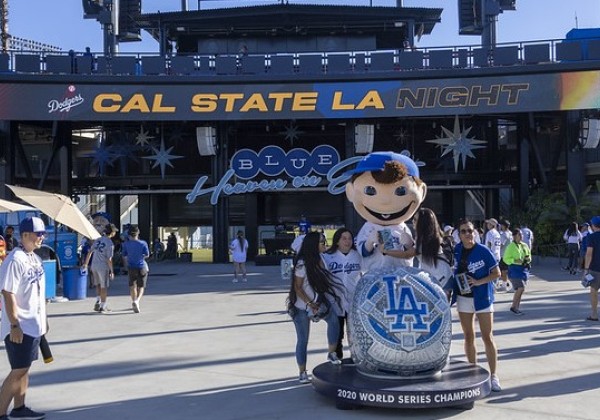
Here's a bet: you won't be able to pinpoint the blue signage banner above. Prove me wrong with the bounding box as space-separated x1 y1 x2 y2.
1 69 598 121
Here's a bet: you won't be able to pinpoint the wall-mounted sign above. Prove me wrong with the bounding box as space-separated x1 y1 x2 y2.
2 69 599 120
186 145 362 205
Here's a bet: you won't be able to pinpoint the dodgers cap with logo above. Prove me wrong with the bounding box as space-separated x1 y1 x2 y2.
344 152 420 178
19 216 46 234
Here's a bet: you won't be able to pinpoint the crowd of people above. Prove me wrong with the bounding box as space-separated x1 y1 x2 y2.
283 213 543 393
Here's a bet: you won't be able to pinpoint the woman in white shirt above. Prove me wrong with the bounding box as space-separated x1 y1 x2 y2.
286 232 344 384
229 230 249 283
563 222 582 275
322 228 362 360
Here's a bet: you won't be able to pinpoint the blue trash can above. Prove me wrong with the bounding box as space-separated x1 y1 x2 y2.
63 266 87 300
42 260 57 299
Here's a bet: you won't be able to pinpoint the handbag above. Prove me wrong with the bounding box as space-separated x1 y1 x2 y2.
306 293 331 322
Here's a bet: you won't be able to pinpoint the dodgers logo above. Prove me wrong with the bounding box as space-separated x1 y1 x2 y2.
383 276 430 333
349 267 453 377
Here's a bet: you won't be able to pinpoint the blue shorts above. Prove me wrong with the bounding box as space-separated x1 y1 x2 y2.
4 334 40 369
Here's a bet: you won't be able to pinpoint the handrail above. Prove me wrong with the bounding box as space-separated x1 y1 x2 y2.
2 36 600 76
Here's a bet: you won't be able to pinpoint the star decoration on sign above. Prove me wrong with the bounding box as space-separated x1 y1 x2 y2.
426 116 487 172
135 125 155 148
280 121 303 146
142 138 184 179
393 127 411 145
111 133 140 176
84 142 115 176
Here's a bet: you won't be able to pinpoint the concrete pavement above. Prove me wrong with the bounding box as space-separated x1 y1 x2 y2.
1 256 599 419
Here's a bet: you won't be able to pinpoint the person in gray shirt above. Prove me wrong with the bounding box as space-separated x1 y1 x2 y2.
83 224 118 313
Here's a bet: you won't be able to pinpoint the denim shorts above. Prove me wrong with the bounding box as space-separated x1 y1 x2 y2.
4 334 41 369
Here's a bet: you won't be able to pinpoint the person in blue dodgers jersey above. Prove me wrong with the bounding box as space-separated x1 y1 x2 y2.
122 225 150 314
0 217 47 420
583 216 600 321
445 218 502 393
322 228 362 360
286 231 344 384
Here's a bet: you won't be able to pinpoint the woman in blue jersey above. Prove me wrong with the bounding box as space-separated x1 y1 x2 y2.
322 227 362 359
446 219 502 392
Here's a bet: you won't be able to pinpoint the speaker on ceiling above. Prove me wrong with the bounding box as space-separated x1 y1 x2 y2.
355 124 374 154
580 118 600 149
196 126 217 156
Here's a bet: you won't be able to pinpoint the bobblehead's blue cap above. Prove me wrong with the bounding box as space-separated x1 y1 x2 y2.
591 216 600 227
19 216 46 234
345 152 420 178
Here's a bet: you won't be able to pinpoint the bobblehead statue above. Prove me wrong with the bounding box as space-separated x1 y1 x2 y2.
312 153 490 409
344 152 452 378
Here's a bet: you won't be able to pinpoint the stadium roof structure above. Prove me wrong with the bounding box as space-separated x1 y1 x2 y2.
135 3 443 53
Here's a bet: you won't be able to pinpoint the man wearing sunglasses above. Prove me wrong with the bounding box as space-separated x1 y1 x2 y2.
0 217 47 420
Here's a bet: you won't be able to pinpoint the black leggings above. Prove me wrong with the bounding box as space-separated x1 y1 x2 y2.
567 243 580 270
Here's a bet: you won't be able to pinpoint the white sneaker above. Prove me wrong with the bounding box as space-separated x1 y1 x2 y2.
298 371 310 384
242 277 247 282
132 301 140 313
491 374 502 392
232 278 239 283
327 352 342 365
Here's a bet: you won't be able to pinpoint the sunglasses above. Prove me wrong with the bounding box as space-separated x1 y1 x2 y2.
26 232 46 237
460 229 474 234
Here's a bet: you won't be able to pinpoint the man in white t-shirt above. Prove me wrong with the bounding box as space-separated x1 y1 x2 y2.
0 217 47 420
484 218 503 290
499 220 514 291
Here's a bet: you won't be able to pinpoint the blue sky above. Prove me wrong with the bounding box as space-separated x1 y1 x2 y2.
6 0 600 52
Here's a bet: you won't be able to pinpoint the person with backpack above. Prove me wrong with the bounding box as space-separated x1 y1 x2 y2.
406 208 454 287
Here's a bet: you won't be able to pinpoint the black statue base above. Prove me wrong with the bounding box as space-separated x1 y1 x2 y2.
311 358 490 410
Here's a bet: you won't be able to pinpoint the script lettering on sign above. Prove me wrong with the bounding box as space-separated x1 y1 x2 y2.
186 145 362 205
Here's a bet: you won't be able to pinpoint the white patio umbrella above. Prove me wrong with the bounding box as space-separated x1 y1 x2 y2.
0 197 36 213
6 185 101 240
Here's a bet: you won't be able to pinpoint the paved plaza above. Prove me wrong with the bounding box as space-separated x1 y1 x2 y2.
1 256 599 419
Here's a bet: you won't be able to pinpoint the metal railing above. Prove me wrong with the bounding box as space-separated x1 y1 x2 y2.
2 37 600 77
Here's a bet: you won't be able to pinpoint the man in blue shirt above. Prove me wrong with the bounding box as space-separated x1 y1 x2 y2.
583 216 600 321
122 226 150 314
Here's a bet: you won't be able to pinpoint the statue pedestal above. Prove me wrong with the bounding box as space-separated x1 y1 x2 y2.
311 358 490 410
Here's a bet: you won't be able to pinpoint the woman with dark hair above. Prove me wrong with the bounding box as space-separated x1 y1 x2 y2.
407 208 454 287
287 231 343 384
563 222 582 275
322 227 362 359
445 218 502 392
230 230 249 283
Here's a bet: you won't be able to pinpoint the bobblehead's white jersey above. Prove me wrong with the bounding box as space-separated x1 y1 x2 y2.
356 221 414 272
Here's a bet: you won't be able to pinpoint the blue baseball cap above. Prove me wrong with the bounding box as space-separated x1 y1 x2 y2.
19 216 46 234
590 216 600 227
344 152 420 178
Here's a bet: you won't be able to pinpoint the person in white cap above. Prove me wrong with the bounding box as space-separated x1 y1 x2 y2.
0 217 47 420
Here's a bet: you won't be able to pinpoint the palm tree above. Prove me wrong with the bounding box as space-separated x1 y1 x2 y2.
1 0 8 53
